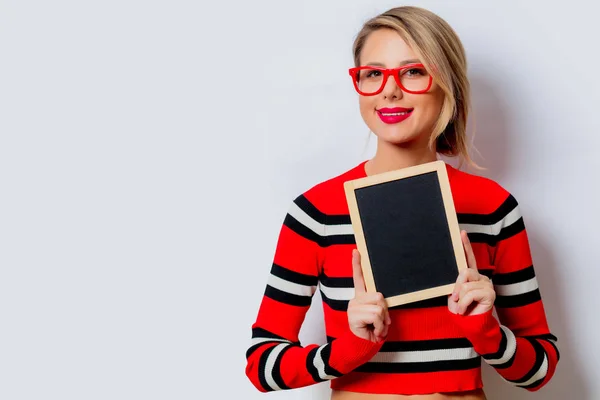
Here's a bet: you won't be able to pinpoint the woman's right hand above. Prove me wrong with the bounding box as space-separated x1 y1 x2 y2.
347 249 391 343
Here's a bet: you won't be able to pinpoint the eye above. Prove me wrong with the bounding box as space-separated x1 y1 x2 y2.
403 67 427 77
365 70 382 78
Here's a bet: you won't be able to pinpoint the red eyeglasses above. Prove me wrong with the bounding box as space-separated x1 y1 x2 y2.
348 63 433 96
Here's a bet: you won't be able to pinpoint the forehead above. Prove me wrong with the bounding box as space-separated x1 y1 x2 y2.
360 29 419 66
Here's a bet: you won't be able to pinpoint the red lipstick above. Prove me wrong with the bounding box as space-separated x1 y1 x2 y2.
376 107 413 124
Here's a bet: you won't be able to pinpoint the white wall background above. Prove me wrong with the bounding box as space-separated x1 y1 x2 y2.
1 0 598 399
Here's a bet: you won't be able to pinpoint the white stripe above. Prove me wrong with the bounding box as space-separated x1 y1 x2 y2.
486 325 517 366
288 203 355 237
324 223 353 236
319 283 354 301
370 347 478 363
264 343 289 391
495 278 539 297
251 337 290 347
288 202 326 236
459 206 521 236
313 345 337 380
516 353 548 387
268 274 316 297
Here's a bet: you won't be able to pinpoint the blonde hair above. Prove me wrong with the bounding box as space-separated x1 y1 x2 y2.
353 6 477 168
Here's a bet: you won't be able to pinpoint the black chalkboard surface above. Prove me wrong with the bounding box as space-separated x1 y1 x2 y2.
343 160 467 307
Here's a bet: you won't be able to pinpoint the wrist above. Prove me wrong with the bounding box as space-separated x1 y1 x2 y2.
450 308 504 356
328 329 383 374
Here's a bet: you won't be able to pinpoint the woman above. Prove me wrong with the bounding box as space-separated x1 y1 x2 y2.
245 6 559 399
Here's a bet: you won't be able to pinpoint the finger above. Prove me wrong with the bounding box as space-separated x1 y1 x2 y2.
352 249 366 295
373 293 391 326
461 230 478 271
457 289 488 315
372 313 386 339
379 322 389 341
451 269 479 301
458 281 487 300
355 292 385 305
357 304 385 317
448 295 459 314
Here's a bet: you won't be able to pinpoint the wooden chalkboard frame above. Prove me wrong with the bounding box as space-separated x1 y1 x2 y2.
343 160 467 307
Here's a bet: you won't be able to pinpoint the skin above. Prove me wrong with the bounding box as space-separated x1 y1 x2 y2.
335 29 494 400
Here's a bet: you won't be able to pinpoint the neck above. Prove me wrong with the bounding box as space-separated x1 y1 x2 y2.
365 137 438 176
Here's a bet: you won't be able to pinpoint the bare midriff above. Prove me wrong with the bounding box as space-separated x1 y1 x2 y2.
331 389 486 400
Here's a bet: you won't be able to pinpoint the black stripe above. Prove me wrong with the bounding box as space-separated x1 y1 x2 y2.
519 377 545 390
284 213 327 247
257 345 277 391
294 195 327 225
306 347 323 382
319 274 354 288
466 217 525 246
496 217 526 242
327 214 351 225
546 340 560 362
327 234 356 246
320 290 350 311
319 274 449 310
265 285 312 307
247 328 294 360
380 338 472 352
327 336 472 352
492 265 536 285
355 357 481 373
495 289 541 308
479 269 494 279
526 333 558 341
246 343 265 360
390 295 448 310
320 290 448 311
272 344 292 390
252 327 289 341
525 335 560 362
493 347 517 370
511 338 546 385
320 343 343 378
482 327 507 361
271 263 318 286
457 195 519 225
466 232 497 245
246 328 300 359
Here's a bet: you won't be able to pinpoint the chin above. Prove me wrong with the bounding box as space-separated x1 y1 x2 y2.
373 126 422 146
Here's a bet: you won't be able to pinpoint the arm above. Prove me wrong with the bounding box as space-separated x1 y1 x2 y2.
452 194 559 391
245 193 382 392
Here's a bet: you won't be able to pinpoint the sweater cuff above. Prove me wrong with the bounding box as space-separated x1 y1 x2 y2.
328 330 383 374
451 309 503 356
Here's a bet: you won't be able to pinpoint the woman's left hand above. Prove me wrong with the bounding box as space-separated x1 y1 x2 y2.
448 230 496 316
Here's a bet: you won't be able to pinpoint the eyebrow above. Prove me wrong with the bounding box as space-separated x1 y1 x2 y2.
365 59 421 67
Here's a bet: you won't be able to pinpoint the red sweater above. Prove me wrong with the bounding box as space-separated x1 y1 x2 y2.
245 160 559 395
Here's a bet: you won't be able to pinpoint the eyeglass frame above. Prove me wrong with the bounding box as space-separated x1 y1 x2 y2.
348 63 434 96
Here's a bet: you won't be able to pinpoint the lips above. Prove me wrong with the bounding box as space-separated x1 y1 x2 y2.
376 107 413 124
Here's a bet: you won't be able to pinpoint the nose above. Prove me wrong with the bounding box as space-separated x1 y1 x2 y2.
381 73 403 100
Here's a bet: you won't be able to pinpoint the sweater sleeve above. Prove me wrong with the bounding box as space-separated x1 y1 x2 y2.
245 193 382 392
453 193 560 391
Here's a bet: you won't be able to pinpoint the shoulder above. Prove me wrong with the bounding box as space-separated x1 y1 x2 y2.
447 164 518 216
448 165 525 244
292 161 365 216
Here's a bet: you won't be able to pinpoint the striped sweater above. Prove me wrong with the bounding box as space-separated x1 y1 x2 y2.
245 160 559 395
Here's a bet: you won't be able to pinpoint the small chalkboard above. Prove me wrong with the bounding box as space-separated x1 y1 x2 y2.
343 160 467 307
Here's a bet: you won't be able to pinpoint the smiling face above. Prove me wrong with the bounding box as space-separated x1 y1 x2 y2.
357 29 445 149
